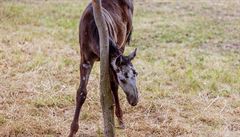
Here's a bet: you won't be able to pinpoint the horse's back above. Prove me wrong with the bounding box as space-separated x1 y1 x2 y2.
79 1 133 58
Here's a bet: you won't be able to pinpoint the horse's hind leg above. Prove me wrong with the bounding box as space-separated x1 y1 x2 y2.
69 57 94 137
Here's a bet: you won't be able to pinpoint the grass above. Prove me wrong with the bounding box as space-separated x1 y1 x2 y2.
0 0 240 136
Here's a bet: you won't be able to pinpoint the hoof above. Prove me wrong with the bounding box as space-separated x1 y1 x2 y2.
68 131 77 137
118 122 125 129
69 123 79 137
119 124 125 129
68 132 75 137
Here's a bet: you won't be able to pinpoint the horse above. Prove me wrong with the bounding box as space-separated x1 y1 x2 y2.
69 0 138 136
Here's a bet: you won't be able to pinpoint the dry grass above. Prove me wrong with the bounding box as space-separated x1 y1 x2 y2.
0 0 240 136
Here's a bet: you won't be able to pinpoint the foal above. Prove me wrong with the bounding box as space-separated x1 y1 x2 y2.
69 1 139 136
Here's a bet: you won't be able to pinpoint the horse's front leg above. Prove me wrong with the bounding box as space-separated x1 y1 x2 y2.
110 71 125 129
112 84 125 129
69 59 94 137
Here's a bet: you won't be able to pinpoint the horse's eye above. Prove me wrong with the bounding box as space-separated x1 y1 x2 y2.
124 72 129 78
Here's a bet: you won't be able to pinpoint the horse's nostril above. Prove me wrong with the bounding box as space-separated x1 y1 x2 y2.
127 95 138 106
131 101 137 106
130 99 138 106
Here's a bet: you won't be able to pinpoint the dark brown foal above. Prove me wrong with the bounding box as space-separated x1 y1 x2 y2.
69 1 139 136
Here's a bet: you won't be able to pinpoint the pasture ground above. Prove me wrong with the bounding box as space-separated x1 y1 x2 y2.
0 0 240 136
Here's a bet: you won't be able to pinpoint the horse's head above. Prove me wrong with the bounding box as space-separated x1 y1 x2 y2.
110 43 139 106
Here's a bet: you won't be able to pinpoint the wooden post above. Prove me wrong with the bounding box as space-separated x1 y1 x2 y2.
92 0 115 137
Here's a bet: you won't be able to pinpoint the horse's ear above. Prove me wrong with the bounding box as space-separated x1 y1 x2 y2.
128 48 137 60
115 56 123 66
109 39 121 60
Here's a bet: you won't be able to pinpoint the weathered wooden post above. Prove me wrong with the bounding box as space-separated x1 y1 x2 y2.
92 0 115 137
